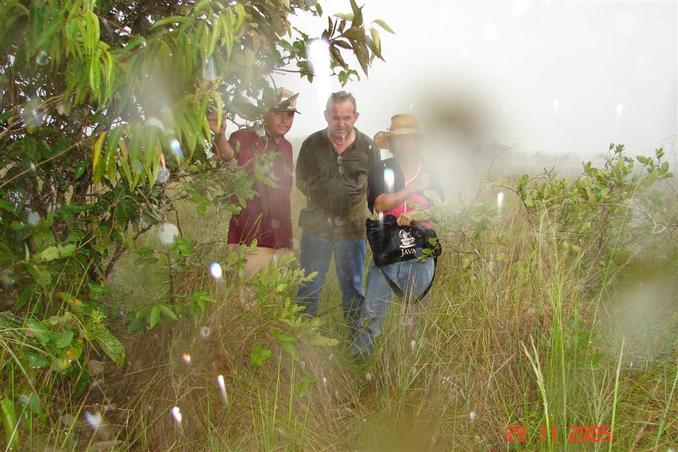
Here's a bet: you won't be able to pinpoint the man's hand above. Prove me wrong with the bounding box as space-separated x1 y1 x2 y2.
208 112 227 136
397 213 414 226
208 112 234 161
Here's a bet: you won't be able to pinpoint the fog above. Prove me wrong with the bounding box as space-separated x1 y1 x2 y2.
276 0 677 160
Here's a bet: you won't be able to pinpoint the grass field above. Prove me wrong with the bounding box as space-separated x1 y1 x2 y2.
4 149 677 451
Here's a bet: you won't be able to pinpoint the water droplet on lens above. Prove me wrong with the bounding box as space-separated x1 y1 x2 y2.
383 168 395 192
157 223 179 245
202 57 217 81
170 406 182 424
84 411 104 430
26 210 40 225
208 262 223 279
169 138 183 161
60 414 74 425
306 39 331 77
22 99 45 130
35 50 49 66
156 165 170 184
217 374 228 405
616 103 624 118
1 270 16 287
496 191 505 212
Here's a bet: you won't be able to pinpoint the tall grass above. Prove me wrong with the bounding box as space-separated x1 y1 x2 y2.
3 162 676 451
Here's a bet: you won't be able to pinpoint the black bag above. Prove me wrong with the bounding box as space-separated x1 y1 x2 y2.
365 215 442 268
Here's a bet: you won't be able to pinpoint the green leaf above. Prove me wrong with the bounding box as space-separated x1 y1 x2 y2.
250 343 272 366
60 243 76 257
150 15 188 29
92 132 107 183
158 304 178 321
25 319 50 344
271 329 296 344
171 237 194 257
89 49 102 97
38 246 60 262
589 352 604 367
0 398 18 447
334 12 353 21
0 199 18 215
307 334 339 347
19 392 45 422
24 352 49 368
149 304 161 329
373 19 395 34
298 375 313 397
281 341 298 359
349 0 363 27
74 160 86 179
93 326 125 367
54 330 74 349
65 336 84 362
61 293 85 314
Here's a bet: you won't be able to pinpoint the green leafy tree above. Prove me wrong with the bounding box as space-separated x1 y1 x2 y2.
0 0 389 444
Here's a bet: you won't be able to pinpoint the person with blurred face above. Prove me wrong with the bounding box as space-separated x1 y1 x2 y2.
296 91 380 333
209 88 299 276
352 113 444 356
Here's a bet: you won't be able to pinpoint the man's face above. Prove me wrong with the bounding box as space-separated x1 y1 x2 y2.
265 111 295 138
324 100 359 140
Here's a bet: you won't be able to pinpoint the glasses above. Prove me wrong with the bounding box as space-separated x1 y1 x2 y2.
336 155 344 175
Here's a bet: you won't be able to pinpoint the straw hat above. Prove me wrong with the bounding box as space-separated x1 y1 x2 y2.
373 113 421 149
271 88 300 114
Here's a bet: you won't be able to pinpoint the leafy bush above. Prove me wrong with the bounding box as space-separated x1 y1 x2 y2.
0 0 389 446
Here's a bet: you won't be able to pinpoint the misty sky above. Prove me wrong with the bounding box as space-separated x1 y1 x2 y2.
274 0 677 157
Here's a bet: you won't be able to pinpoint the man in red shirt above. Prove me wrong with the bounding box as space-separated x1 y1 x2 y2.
209 89 298 276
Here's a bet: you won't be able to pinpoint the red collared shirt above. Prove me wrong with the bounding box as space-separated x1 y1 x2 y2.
227 130 294 249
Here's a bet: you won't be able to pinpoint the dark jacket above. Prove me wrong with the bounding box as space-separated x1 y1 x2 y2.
296 128 379 240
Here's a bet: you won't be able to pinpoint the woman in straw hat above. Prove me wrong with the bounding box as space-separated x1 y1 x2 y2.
352 113 444 357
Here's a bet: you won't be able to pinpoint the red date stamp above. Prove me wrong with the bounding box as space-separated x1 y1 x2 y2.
505 424 612 444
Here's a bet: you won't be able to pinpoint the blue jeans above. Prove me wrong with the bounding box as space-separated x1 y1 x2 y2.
296 231 366 330
352 253 435 356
